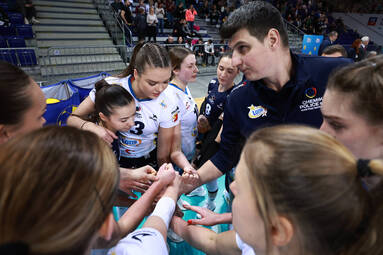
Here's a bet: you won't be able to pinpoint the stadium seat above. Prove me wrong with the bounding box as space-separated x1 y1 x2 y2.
16 24 33 39
0 49 17 65
7 36 25 47
0 25 16 36
17 49 37 66
9 12 23 25
0 36 6 47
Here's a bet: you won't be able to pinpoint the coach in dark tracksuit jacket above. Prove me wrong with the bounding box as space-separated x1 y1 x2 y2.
181 1 352 194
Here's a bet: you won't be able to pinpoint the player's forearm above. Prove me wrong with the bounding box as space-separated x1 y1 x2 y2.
173 220 220 254
117 180 166 236
170 150 192 170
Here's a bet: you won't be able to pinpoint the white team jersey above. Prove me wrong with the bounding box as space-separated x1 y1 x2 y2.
236 233 256 255
168 83 198 159
108 228 168 255
89 76 180 158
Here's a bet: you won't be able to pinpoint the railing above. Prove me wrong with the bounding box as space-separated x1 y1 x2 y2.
93 0 133 46
43 45 133 82
0 47 38 67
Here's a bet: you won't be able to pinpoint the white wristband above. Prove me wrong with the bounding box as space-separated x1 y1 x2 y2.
150 197 176 229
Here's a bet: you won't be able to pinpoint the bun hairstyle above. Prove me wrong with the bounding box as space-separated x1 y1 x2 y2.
94 79 134 118
243 125 383 255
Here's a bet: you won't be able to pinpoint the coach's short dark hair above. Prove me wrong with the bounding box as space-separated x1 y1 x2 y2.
322 44 347 57
220 1 289 48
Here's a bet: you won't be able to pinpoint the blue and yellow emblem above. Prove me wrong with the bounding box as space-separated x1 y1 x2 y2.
248 105 267 119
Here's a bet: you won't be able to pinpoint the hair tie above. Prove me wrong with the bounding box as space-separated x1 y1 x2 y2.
0 242 29 255
357 159 373 177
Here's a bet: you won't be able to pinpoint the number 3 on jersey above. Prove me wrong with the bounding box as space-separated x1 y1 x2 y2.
130 121 145 135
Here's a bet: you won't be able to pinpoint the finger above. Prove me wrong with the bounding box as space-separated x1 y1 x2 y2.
145 165 156 173
105 128 118 139
183 204 202 213
187 218 205 225
146 173 158 182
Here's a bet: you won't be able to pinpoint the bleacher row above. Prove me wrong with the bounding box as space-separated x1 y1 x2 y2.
0 3 37 67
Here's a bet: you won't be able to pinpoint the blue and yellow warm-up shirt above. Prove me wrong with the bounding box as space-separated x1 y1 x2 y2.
211 53 352 174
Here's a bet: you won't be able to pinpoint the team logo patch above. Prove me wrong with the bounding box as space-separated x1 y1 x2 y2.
160 100 167 108
305 87 317 99
172 106 180 122
121 138 142 146
136 106 141 111
248 105 267 119
185 101 191 110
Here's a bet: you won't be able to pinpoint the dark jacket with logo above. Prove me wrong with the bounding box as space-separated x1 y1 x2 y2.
211 53 352 174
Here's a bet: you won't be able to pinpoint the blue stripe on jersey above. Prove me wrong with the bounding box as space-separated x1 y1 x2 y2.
169 83 188 95
128 76 152 102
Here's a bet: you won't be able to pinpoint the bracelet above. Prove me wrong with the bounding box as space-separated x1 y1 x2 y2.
80 121 88 129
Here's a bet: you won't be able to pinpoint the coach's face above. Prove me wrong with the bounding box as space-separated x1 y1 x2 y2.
229 28 276 81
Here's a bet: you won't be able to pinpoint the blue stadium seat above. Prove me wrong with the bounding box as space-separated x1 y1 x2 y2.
0 25 16 36
17 49 37 66
0 36 6 47
0 3 8 13
9 12 23 25
7 36 25 47
16 24 33 38
0 49 17 65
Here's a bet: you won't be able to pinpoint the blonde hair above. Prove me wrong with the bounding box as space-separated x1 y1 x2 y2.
0 126 119 254
243 125 383 255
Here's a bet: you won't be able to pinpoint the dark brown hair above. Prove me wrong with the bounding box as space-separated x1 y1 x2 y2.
351 39 362 54
0 126 119 254
169 47 193 71
220 1 289 48
327 55 383 125
119 42 170 78
94 79 135 118
0 61 33 125
243 125 383 255
322 44 347 57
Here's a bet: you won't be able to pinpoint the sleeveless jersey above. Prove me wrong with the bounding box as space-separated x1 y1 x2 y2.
168 83 198 159
89 76 180 158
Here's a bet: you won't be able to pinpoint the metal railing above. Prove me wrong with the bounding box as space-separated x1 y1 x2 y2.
0 47 38 67
93 0 133 46
43 45 133 82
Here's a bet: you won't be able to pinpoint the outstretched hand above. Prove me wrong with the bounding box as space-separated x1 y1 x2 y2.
183 204 220 226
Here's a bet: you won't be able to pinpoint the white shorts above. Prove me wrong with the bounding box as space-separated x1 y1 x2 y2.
108 228 168 255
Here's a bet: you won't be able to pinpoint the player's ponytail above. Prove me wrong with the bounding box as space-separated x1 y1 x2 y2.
119 42 170 78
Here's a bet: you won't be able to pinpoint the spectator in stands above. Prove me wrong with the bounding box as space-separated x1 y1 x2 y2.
165 34 175 44
174 2 185 21
318 31 338 56
0 6 9 26
209 4 220 26
185 4 197 34
24 0 39 24
173 18 191 38
134 7 147 42
0 61 46 145
321 44 347 58
177 36 184 45
204 39 215 66
156 2 165 34
136 0 148 14
185 37 193 51
348 39 363 62
200 0 210 21
194 38 205 65
146 7 158 43
111 0 124 12
360 36 370 60
165 0 176 27
121 0 133 26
